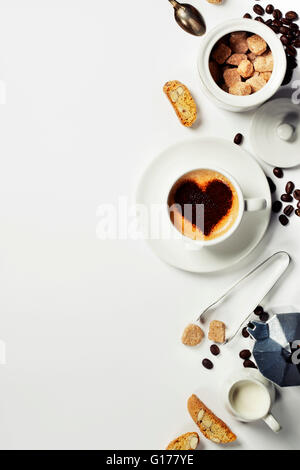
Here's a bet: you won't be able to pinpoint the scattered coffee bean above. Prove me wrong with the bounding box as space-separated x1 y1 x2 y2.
293 39 300 48
295 209 300 217
242 327 250 338
253 5 265 16
243 13 252 19
202 358 213 370
266 4 274 15
281 18 292 26
286 181 295 194
234 133 243 145
290 23 299 32
286 45 297 57
270 24 279 34
297 201 300 209
243 359 257 369
272 201 282 213
260 312 269 322
280 26 290 35
267 176 276 193
286 11 298 21
273 9 282 20
239 349 251 360
255 16 264 23
273 167 283 178
210 344 220 356
293 189 300 200
279 214 289 226
284 205 294 216
280 35 290 46
281 193 293 202
272 19 281 28
254 305 264 316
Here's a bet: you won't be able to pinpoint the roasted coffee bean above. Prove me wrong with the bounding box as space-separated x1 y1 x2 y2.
267 176 276 193
281 193 293 202
265 19 273 26
293 189 300 200
279 214 289 226
272 201 282 213
260 312 269 322
286 45 297 57
273 167 283 178
255 16 264 23
254 305 264 316
290 23 299 32
272 19 281 28
269 24 279 34
296 30 300 38
280 26 290 35
242 327 250 338
210 344 220 356
239 349 251 360
243 13 252 19
253 5 264 16
286 181 295 194
202 358 213 370
293 39 300 48
295 209 300 217
280 35 290 46
273 9 282 20
243 359 257 369
297 201 300 209
266 4 274 14
284 205 294 217
234 133 243 145
286 11 298 21
281 18 292 25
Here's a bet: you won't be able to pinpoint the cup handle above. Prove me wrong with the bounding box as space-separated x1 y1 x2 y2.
245 198 267 212
263 413 281 433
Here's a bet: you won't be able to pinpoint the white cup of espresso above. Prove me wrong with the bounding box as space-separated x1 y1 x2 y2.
167 167 267 248
225 371 281 433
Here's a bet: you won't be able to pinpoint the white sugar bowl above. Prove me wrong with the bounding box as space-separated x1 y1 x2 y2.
197 19 287 112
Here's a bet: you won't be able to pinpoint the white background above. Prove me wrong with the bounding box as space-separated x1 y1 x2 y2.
0 0 299 450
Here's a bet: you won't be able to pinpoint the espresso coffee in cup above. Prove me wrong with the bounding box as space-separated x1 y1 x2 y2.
167 169 240 242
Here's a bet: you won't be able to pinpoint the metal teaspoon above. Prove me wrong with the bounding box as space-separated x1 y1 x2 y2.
168 0 206 36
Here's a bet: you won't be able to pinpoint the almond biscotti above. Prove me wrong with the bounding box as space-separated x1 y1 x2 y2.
163 81 197 127
187 394 236 444
166 432 199 450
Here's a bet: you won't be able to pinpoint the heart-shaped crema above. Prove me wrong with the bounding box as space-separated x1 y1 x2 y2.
168 169 239 241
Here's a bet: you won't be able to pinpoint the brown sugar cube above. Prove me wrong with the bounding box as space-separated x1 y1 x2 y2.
260 71 272 82
247 52 257 63
208 320 226 343
182 324 204 346
237 59 254 78
229 32 249 54
223 68 241 87
226 53 247 66
246 75 266 93
247 34 267 56
229 82 252 96
254 51 273 72
212 43 232 65
209 61 221 83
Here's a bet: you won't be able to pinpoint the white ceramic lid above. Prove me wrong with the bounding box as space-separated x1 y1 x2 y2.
250 98 300 168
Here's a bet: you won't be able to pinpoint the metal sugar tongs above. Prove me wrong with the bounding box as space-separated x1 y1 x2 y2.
196 251 291 345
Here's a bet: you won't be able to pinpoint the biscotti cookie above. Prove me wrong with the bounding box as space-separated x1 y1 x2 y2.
187 395 236 444
163 81 197 127
166 432 199 450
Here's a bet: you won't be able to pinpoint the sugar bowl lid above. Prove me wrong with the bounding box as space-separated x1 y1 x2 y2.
250 98 300 168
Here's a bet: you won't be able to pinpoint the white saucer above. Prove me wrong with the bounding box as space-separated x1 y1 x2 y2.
250 98 300 168
136 138 271 273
